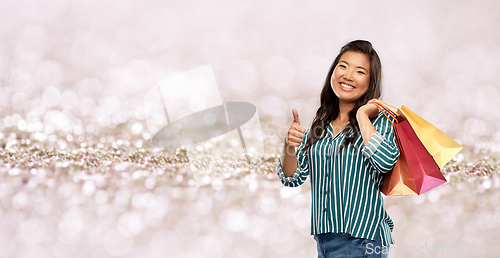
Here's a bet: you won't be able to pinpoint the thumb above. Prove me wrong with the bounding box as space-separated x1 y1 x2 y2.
292 108 300 125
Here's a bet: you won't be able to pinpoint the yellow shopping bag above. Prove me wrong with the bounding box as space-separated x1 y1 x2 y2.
374 100 463 168
397 106 463 168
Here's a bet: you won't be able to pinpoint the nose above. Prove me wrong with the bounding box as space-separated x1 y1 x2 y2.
343 69 354 81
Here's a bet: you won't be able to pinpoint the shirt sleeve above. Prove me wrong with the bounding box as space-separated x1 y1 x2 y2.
361 113 400 174
276 128 310 187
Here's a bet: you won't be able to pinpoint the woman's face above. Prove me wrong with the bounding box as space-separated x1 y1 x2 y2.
330 51 370 104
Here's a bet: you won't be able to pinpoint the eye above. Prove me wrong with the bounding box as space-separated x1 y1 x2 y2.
357 70 366 75
338 64 346 69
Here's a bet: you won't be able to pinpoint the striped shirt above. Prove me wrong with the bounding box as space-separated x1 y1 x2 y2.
277 111 399 246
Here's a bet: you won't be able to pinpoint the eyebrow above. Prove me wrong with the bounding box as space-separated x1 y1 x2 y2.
339 60 368 72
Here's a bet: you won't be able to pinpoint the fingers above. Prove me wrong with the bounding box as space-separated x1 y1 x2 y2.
292 108 300 125
289 128 304 140
292 122 306 133
287 126 305 145
286 108 306 147
366 99 381 113
288 120 305 147
287 138 302 147
287 133 304 147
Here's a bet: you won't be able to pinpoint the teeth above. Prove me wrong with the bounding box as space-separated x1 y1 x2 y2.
340 83 354 89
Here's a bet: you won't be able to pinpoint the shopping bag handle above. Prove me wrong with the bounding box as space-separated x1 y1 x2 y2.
373 102 398 125
373 100 398 113
375 102 397 118
373 100 406 124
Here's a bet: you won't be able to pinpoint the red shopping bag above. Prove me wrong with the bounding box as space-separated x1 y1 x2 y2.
395 119 446 194
374 102 446 195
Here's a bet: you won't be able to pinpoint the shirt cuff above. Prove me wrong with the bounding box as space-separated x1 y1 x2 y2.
277 159 299 183
362 131 384 158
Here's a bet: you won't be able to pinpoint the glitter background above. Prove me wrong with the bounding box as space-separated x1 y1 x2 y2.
1 0 500 257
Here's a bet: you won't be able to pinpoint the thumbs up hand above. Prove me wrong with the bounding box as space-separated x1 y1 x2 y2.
286 108 306 147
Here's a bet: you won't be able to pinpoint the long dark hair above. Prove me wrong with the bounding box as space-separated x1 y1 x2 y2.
303 40 382 153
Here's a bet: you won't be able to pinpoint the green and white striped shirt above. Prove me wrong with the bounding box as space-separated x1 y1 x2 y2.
277 112 399 246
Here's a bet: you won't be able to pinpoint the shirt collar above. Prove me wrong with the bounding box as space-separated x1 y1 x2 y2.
327 122 351 140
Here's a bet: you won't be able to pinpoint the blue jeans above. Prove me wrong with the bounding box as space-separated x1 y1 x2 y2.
314 228 390 258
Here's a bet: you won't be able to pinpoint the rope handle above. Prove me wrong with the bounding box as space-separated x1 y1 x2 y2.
373 101 397 118
372 102 398 125
372 100 398 113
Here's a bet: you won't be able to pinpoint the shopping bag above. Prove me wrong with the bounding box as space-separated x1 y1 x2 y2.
380 136 418 196
395 119 446 194
374 102 446 195
397 106 463 168
373 100 463 168
375 103 418 196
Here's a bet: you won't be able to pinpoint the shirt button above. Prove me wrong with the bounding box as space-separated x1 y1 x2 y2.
323 208 327 212
324 191 327 195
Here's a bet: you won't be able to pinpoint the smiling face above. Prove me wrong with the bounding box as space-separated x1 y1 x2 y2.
330 51 371 104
